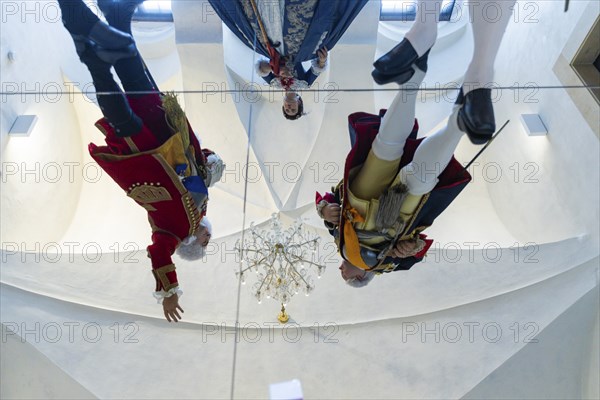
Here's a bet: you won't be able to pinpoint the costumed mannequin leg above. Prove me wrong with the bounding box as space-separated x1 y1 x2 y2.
97 0 154 96
350 68 426 199
60 0 143 138
372 0 441 78
57 0 136 65
78 49 143 137
404 0 442 57
456 0 515 143
463 0 516 93
401 107 464 195
57 0 100 36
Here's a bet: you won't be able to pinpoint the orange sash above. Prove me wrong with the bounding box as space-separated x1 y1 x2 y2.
342 207 371 271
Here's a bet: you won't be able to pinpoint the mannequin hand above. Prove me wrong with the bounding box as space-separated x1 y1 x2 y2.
389 239 425 259
258 60 272 75
163 294 184 323
322 203 341 225
317 46 328 68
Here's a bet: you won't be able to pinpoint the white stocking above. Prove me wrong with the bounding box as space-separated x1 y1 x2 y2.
404 0 442 57
372 68 427 161
463 0 516 93
401 106 464 195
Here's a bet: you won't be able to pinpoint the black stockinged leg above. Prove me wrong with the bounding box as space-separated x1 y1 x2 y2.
80 47 143 137
97 0 155 96
57 0 100 36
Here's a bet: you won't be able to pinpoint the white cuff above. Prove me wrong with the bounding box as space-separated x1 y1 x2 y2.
255 59 273 77
153 287 183 304
311 58 328 74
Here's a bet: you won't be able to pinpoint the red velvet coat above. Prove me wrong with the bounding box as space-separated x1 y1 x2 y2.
89 94 210 292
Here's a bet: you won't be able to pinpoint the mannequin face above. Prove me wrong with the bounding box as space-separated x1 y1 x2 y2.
339 260 367 281
196 225 211 247
283 91 299 116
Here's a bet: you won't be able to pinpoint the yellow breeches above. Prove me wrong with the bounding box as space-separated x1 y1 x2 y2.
350 150 400 200
345 150 425 248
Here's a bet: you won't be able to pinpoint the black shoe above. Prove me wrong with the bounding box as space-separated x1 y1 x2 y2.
374 38 430 75
73 36 137 65
87 20 134 50
372 51 429 85
372 68 416 85
455 88 496 144
95 43 137 64
72 21 137 64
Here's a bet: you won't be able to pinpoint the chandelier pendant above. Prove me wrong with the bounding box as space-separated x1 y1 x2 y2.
235 213 326 322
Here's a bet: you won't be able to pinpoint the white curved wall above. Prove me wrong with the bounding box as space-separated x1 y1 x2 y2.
1 2 84 245
483 0 600 245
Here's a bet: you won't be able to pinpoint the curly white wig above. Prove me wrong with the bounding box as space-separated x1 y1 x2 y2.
176 218 212 261
345 271 376 288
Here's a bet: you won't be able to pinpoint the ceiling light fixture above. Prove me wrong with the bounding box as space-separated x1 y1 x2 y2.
236 214 326 323
8 115 38 136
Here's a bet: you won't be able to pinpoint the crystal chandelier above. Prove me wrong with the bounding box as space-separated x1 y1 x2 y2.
235 214 326 323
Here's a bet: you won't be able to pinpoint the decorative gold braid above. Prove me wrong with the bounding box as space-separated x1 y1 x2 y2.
181 192 201 237
129 185 172 204
152 264 177 291
161 92 190 151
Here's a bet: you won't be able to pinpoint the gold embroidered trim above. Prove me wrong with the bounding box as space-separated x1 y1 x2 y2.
128 185 172 204
153 263 177 291
181 192 201 237
153 154 188 196
141 204 157 212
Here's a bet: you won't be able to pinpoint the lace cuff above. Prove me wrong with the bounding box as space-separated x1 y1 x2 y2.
153 287 183 304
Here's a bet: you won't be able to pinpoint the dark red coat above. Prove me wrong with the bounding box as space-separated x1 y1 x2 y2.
89 94 209 292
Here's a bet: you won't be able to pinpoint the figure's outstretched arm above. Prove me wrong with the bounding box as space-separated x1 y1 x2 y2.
148 231 185 322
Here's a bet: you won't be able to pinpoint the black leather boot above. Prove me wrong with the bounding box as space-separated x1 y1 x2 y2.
87 20 135 49
72 20 137 64
373 38 431 75
372 50 429 85
455 88 496 144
